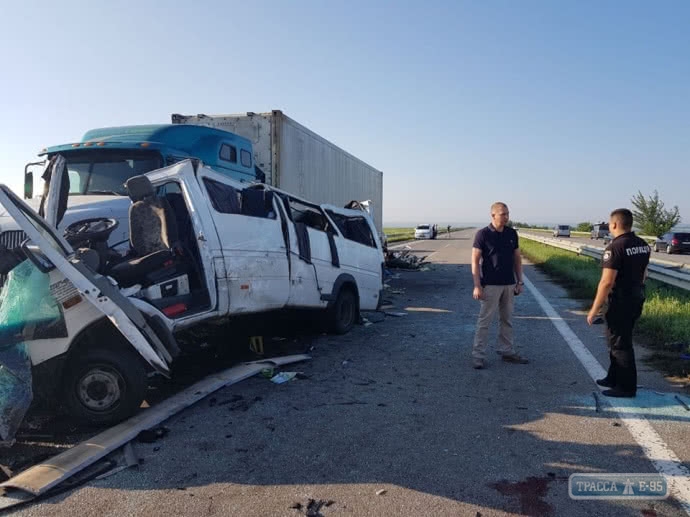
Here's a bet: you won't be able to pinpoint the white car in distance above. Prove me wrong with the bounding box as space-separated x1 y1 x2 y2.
414 224 435 240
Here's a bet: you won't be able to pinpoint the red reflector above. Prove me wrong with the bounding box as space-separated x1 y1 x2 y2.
164 260 174 267
240 284 249 290
162 303 186 316
672 239 679 246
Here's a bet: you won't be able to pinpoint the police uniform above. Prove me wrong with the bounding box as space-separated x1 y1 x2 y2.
600 231 651 395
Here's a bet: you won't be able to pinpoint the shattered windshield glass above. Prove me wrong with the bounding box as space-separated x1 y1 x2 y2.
0 257 67 442
63 150 163 196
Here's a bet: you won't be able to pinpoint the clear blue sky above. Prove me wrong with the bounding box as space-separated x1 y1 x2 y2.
1 0 688 226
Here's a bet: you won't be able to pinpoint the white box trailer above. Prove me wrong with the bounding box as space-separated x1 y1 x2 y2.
170 110 383 234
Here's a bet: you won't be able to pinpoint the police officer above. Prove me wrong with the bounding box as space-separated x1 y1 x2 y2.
587 208 650 398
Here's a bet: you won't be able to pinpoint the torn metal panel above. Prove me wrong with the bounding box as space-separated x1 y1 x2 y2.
0 185 170 374
0 354 310 500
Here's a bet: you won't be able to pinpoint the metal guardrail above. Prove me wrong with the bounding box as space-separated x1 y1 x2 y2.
517 227 657 241
519 232 690 291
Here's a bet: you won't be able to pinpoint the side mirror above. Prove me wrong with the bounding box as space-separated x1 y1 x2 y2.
24 171 33 199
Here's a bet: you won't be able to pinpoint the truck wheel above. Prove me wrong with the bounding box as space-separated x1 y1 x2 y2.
329 287 357 335
62 346 147 425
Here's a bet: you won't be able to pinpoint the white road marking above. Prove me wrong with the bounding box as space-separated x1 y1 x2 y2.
523 274 690 513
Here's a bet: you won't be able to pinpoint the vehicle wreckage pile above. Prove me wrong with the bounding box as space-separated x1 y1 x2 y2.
385 246 429 270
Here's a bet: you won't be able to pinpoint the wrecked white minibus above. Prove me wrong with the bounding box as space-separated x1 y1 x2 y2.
0 158 384 442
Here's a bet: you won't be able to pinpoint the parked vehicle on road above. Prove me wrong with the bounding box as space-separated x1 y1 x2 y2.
553 225 571 238
591 223 609 240
414 224 435 240
0 158 384 441
653 232 690 254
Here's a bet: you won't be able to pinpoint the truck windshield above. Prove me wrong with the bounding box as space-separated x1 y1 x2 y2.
63 150 163 196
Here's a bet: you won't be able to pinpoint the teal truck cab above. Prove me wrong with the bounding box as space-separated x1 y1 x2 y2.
25 124 263 199
10 124 265 255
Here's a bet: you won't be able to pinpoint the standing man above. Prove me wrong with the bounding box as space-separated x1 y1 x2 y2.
471 202 528 369
587 208 650 398
447 225 452 238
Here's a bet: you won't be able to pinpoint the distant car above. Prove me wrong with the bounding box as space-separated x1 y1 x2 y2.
653 232 690 254
603 233 613 245
553 225 571 238
415 224 434 240
591 223 610 240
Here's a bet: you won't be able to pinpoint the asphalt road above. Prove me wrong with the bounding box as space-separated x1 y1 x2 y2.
8 229 690 517
520 231 690 267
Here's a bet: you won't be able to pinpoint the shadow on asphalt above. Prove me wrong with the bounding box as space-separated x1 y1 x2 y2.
4 263 687 516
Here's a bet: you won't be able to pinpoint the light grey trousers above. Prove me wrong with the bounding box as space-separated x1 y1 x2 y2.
472 284 515 360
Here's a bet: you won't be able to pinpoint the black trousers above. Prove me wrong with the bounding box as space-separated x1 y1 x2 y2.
604 298 644 393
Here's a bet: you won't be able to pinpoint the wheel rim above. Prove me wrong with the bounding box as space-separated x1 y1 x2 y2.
77 366 123 412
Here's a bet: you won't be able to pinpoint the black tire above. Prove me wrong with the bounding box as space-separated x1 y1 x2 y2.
666 245 673 255
328 287 358 335
62 346 147 425
654 243 659 252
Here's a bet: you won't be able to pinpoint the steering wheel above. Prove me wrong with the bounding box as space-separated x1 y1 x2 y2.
63 218 119 245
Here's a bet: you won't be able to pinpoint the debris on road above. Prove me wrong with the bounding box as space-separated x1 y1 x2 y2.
376 489 387 496
270 372 299 384
305 499 335 516
0 354 311 511
361 311 385 324
94 443 139 481
385 311 408 318
137 426 169 444
385 247 428 270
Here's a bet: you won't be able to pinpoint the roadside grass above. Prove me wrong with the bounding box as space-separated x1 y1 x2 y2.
384 227 415 243
384 227 471 243
520 239 690 380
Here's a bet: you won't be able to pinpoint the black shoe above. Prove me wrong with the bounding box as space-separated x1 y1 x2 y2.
602 388 636 398
596 378 615 388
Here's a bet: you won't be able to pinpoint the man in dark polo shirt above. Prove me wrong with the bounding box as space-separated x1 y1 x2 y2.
471 202 528 369
587 208 650 397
